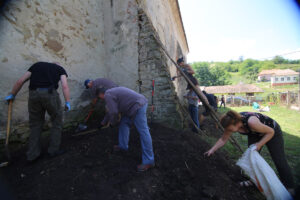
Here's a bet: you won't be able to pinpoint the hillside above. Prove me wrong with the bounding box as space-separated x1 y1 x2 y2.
191 58 300 87
0 123 263 200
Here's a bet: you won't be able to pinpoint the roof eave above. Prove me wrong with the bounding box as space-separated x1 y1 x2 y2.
175 0 189 52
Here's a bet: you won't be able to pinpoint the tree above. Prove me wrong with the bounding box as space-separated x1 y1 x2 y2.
273 56 285 64
192 62 232 86
239 59 261 81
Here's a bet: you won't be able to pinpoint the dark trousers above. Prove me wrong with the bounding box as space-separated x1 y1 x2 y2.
248 124 294 189
220 101 225 108
27 90 63 161
188 104 199 131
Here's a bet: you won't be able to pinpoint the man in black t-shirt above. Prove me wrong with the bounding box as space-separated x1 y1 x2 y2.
5 62 70 161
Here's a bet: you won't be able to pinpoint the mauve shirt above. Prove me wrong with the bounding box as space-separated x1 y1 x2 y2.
90 78 118 97
102 87 148 125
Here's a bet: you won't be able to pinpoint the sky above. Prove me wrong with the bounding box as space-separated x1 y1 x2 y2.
178 0 300 63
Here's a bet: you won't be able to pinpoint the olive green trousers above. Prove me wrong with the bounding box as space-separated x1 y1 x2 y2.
27 90 63 161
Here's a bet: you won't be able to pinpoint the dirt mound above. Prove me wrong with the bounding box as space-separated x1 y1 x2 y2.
0 123 262 200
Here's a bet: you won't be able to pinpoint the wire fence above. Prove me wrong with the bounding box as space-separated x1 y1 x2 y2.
220 91 300 110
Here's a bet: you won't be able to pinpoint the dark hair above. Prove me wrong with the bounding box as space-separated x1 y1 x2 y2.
96 86 108 95
177 57 184 64
220 110 242 128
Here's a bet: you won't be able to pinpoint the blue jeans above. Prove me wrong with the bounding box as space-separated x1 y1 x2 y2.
118 103 155 165
188 104 199 130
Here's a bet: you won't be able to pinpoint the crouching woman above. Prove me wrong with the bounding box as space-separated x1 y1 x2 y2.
204 110 294 193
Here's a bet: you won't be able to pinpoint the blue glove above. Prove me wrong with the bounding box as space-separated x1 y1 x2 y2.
5 94 15 102
65 101 71 111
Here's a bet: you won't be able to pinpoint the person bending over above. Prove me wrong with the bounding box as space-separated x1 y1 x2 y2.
97 86 155 172
204 110 294 194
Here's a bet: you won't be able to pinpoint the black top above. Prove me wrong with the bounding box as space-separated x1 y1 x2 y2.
28 62 68 90
221 96 225 102
205 93 217 109
180 66 199 90
240 112 277 136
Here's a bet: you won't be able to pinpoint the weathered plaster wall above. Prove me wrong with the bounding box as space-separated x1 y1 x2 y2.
0 0 140 139
0 0 188 140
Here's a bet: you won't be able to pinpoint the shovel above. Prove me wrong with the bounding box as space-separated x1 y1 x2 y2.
1 100 12 168
75 109 94 133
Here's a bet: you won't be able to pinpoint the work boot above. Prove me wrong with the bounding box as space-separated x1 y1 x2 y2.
137 163 155 172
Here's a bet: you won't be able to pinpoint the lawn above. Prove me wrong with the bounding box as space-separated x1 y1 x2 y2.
254 82 298 94
218 105 300 185
229 72 252 85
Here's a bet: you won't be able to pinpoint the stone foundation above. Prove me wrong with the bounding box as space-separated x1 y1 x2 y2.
138 10 184 128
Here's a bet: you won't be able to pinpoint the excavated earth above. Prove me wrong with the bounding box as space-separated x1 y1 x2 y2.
0 122 264 200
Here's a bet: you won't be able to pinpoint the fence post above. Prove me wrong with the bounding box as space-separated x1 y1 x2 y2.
287 91 291 108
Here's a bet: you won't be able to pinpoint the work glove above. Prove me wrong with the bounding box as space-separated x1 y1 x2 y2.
65 101 71 111
5 94 15 103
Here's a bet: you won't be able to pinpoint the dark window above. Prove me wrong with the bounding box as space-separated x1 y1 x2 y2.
275 78 278 81
294 77 297 80
246 93 254 96
287 77 290 81
281 77 284 81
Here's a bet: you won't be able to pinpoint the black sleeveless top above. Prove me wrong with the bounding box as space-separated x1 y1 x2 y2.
239 112 277 136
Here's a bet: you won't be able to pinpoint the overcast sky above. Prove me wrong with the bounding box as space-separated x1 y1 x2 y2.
178 0 300 62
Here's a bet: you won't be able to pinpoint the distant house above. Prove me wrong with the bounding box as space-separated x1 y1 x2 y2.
258 69 299 86
200 84 264 96
258 69 282 81
270 69 299 86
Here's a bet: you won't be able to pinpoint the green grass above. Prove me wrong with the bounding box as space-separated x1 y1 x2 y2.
255 82 298 93
229 72 252 85
218 105 300 185
276 64 300 71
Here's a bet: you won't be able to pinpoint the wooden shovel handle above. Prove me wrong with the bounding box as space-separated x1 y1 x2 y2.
6 100 13 145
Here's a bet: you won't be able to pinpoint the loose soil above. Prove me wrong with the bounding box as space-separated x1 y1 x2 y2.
0 123 263 200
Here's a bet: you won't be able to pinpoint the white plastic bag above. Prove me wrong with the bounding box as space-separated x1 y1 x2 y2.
236 145 293 200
